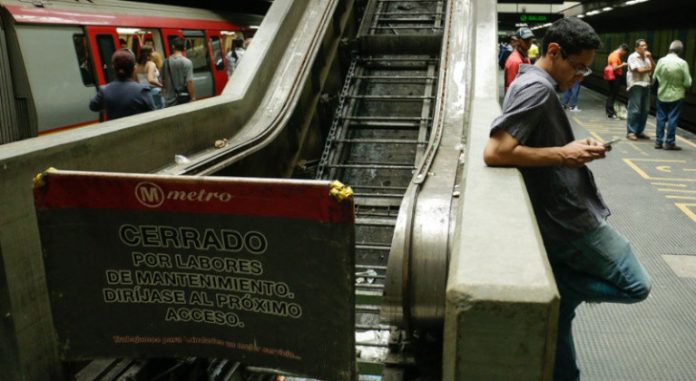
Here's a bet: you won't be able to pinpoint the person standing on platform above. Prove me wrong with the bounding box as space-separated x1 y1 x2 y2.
562 80 582 112
134 46 164 109
653 40 691 150
499 35 517 70
606 43 629 118
504 27 535 93
89 49 155 120
626 39 655 140
162 37 196 107
226 38 246 77
484 17 651 381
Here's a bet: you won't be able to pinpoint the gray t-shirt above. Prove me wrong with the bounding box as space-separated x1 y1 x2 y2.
490 65 610 249
162 55 193 106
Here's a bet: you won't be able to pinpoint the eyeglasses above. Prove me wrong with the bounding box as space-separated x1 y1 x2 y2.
559 46 593 77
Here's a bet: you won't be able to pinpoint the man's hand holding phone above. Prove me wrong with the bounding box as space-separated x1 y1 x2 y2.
603 138 622 151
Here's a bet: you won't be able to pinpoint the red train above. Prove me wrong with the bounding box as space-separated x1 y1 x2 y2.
0 0 257 143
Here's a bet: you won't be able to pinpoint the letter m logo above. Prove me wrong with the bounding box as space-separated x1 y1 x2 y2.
135 181 165 208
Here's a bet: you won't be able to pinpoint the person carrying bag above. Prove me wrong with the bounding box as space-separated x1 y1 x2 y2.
162 37 195 107
603 64 616 81
166 57 191 104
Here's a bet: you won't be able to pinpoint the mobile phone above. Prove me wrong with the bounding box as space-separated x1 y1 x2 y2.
603 138 622 148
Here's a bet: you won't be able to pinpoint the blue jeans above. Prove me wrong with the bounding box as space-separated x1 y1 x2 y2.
546 221 651 381
151 87 164 109
627 85 650 136
562 82 581 108
655 99 683 145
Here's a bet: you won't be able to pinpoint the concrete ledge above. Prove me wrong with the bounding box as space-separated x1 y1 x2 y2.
442 0 559 380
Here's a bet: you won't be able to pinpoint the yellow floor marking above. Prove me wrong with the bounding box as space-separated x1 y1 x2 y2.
572 116 589 129
658 188 696 193
656 165 672 173
652 182 687 187
589 131 605 142
624 159 651 179
625 141 648 155
675 203 696 223
623 159 696 182
677 135 696 148
667 195 696 200
629 158 687 163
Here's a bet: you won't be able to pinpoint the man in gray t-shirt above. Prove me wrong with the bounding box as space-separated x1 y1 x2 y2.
485 18 651 381
162 37 196 107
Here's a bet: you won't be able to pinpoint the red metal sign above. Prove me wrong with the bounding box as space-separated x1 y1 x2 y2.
33 169 356 381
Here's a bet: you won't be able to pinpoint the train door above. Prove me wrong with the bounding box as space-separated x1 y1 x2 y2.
161 28 183 57
162 29 214 99
85 26 119 85
206 31 228 94
183 30 214 99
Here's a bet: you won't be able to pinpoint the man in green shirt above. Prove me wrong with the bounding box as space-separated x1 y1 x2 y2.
654 40 692 150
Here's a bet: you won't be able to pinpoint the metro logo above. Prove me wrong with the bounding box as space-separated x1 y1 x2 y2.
166 189 233 202
135 182 164 208
134 181 233 208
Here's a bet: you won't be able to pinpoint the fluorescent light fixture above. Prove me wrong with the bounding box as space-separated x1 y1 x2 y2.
577 14 585 18
116 28 141 34
249 25 259 30
603 7 613 11
624 0 649 5
586 10 601 16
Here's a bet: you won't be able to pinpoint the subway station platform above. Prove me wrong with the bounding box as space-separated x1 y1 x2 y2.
565 88 696 381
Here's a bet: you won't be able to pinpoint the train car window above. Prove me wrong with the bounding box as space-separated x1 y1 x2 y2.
167 35 179 55
185 36 211 73
210 36 224 71
96 35 117 83
72 34 94 86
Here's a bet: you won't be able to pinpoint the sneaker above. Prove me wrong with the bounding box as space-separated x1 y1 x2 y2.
607 114 617 119
637 133 650 139
654 143 663 149
664 144 682 151
627 133 638 141
569 106 581 112
562 104 569 110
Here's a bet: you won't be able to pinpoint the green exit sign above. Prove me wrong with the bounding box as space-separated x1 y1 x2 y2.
520 14 549 22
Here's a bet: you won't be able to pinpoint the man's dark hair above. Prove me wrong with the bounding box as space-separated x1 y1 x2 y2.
112 49 135 80
620 43 629 51
635 39 646 48
541 17 601 56
172 37 186 52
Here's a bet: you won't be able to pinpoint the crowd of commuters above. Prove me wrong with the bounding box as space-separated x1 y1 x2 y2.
500 26 691 152
90 36 250 120
491 17 655 381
